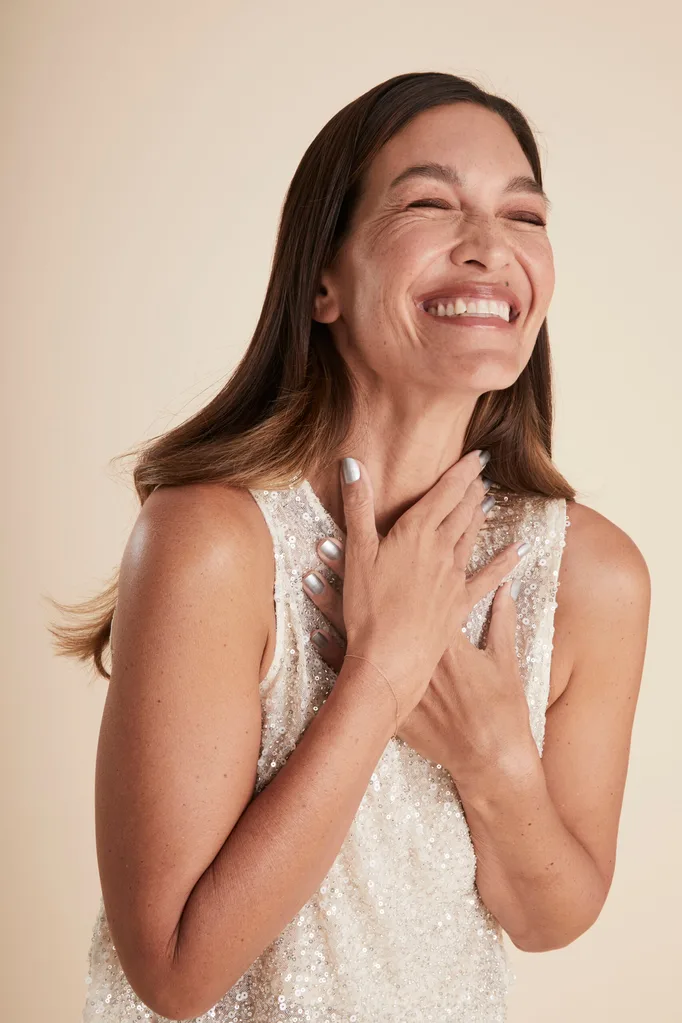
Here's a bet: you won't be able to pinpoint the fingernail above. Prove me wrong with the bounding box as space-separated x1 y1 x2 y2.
481 494 496 514
311 631 328 648
481 476 492 493
341 457 360 483
516 541 530 557
303 572 324 594
510 578 522 600
320 539 342 560
479 450 491 468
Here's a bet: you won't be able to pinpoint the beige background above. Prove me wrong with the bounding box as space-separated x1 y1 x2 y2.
2 1 680 1019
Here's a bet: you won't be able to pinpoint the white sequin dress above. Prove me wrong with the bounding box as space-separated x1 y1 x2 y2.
83 478 569 1023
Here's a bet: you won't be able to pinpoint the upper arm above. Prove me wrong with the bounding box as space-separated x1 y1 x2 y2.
542 501 651 897
95 482 274 1004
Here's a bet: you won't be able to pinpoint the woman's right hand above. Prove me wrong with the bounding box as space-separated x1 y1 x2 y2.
338 450 493 724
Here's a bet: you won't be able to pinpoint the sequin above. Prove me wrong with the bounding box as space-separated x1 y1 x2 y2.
82 480 569 1023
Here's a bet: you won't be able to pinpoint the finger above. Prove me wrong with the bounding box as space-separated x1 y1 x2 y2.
310 629 346 672
452 477 494 573
317 536 345 580
437 464 493 549
465 540 531 609
339 457 379 556
485 578 520 657
301 570 346 638
398 448 489 535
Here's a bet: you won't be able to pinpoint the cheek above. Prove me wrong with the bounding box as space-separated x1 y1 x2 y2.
366 214 448 265
519 238 554 311
528 235 554 285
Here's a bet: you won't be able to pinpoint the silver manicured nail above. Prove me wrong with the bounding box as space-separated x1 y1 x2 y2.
481 494 496 514
516 541 530 557
479 450 491 468
481 477 492 493
303 572 324 594
320 539 342 560
311 631 328 648
341 457 360 483
510 578 522 600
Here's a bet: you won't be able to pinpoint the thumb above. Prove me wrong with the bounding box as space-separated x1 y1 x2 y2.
485 576 521 657
339 457 379 552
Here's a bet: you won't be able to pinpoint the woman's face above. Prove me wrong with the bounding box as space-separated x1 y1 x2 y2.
314 102 554 395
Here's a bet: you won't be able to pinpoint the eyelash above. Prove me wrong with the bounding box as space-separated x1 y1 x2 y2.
407 199 546 227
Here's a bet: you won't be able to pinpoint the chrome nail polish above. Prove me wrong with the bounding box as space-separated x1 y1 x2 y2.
341 457 360 483
303 572 324 594
320 539 342 560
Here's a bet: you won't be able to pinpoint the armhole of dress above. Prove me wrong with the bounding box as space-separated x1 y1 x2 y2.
536 496 570 756
548 495 571 644
247 489 286 690
552 495 570 595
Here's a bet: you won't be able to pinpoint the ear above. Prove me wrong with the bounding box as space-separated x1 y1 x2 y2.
312 272 341 324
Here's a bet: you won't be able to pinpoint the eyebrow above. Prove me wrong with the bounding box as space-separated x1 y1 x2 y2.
387 161 552 211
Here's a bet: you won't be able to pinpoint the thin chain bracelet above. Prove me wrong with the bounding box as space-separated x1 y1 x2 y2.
343 654 399 738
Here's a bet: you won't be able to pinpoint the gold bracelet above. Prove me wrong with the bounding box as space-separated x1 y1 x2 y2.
343 654 399 738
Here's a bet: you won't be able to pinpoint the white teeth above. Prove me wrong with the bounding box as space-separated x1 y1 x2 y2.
424 297 511 321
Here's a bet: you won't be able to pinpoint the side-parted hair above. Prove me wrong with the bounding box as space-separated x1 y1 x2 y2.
48 71 575 680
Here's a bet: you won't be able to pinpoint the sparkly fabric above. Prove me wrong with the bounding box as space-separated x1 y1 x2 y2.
83 479 569 1023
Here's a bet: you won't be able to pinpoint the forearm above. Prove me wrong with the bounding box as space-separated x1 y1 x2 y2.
454 748 607 952
159 661 396 1019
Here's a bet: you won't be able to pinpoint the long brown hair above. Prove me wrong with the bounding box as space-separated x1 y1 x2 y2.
48 70 575 680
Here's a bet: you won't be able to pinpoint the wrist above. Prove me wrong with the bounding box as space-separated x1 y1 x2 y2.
454 742 543 809
338 653 399 737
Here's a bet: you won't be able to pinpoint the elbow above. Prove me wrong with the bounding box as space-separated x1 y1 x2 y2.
120 964 188 1022
511 931 574 953
128 974 205 1022
111 904 247 1019
127 950 240 1022
510 914 601 953
116 945 199 1022
145 982 190 1022
509 886 608 953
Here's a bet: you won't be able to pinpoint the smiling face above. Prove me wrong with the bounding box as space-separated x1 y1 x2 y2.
313 102 555 395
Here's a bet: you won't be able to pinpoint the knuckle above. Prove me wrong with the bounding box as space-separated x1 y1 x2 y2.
446 472 469 503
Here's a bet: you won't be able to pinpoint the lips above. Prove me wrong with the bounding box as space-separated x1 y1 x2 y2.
415 281 522 321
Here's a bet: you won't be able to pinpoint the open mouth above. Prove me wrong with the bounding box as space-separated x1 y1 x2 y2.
416 297 520 326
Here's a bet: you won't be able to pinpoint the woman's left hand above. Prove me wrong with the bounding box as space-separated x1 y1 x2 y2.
302 533 537 790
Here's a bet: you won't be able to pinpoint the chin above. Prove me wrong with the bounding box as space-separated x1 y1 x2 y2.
440 354 523 391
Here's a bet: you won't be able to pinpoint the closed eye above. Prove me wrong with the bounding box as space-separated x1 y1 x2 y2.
407 199 451 210
509 213 547 226
408 199 546 227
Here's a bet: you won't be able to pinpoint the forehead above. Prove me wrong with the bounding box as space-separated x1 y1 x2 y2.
364 103 534 196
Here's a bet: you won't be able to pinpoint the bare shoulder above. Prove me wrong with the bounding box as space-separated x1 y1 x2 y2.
548 499 651 704
137 480 273 559
117 481 276 663
562 500 651 602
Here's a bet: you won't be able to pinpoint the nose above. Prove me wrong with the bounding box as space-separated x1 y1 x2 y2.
450 214 512 273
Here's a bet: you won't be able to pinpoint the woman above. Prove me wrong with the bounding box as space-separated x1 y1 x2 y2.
53 72 650 1022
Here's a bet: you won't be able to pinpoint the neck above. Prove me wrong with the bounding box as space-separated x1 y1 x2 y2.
307 388 480 539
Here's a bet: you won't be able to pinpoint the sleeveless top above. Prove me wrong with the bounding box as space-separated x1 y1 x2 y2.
82 478 570 1023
